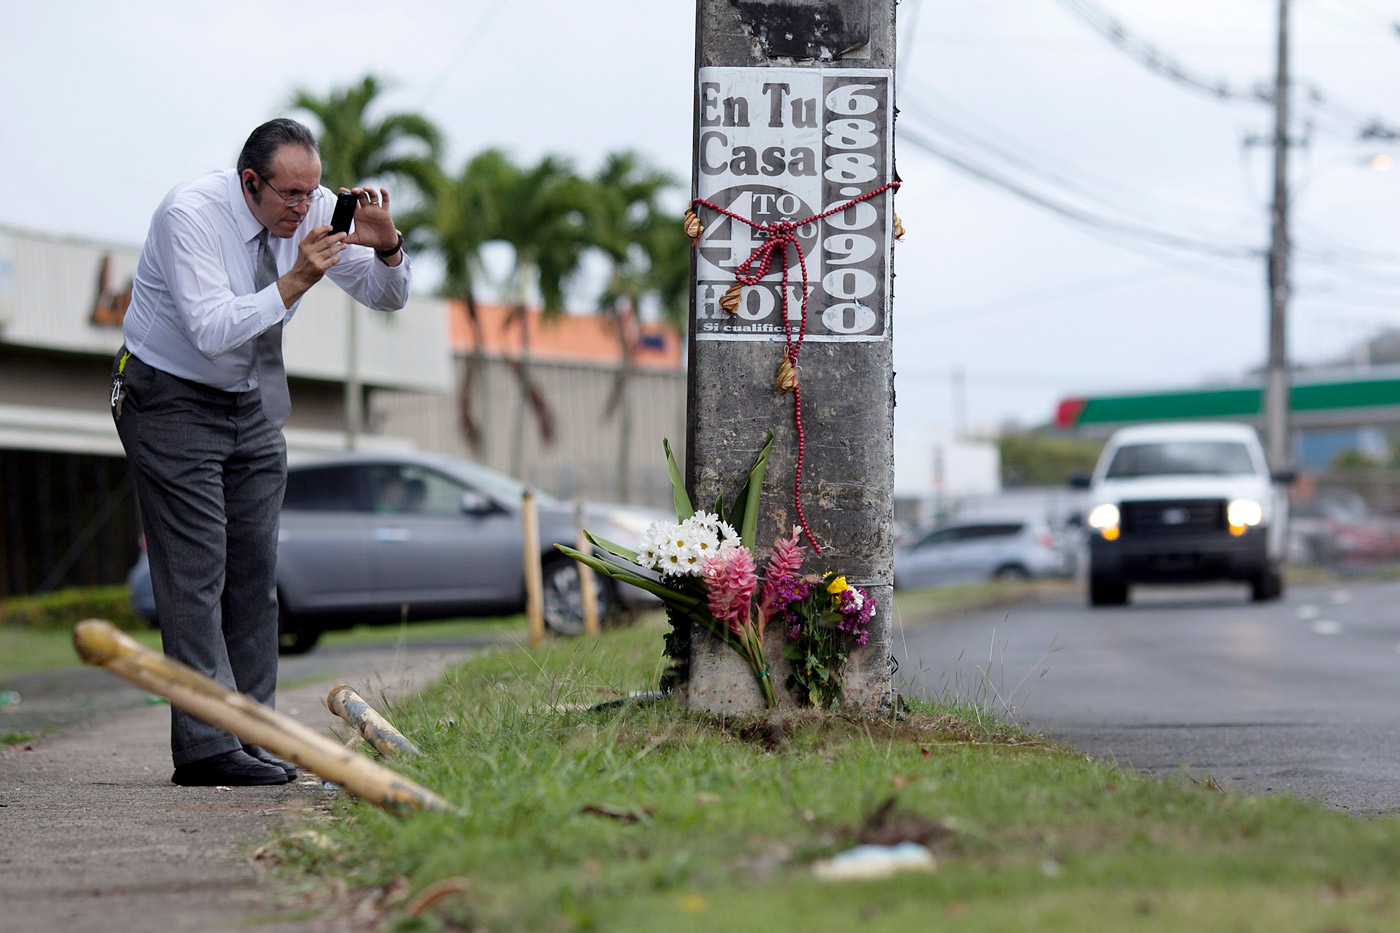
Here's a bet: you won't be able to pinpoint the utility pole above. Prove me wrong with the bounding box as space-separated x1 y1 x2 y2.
685 0 899 713
344 295 361 450
1263 0 1291 468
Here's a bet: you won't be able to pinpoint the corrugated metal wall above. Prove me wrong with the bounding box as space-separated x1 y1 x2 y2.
375 355 687 509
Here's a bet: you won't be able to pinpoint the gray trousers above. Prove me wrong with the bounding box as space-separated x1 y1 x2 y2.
112 350 286 766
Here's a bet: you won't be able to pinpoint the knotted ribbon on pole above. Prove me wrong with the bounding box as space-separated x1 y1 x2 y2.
690 180 900 553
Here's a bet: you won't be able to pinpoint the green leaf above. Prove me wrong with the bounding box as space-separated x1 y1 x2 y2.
713 492 725 521
727 431 774 550
782 644 803 660
582 531 641 565
663 438 693 521
554 545 700 608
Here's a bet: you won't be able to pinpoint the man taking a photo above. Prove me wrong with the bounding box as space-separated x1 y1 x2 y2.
112 118 412 786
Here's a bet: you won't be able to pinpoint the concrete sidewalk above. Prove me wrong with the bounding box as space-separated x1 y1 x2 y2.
0 638 485 932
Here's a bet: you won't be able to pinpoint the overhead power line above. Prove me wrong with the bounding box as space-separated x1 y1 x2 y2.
1047 0 1269 103
901 267 1183 333
1047 0 1400 139
897 122 1264 261
901 85 1264 241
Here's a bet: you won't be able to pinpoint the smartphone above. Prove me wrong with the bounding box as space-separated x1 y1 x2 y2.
330 191 357 235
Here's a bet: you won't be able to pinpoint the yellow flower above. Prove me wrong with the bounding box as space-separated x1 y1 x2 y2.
826 575 849 595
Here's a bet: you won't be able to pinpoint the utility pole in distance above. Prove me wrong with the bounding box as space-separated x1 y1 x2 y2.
1263 0 1291 468
685 0 899 713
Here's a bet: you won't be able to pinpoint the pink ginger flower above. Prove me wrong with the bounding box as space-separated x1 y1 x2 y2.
703 545 758 636
757 526 806 638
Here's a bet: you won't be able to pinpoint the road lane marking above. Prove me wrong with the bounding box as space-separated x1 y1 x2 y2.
1296 604 1319 620
1310 619 1342 635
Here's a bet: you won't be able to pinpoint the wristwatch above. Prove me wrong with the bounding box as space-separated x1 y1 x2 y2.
376 231 404 262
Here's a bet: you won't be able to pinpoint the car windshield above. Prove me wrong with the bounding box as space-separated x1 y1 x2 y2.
1105 441 1258 478
441 458 563 509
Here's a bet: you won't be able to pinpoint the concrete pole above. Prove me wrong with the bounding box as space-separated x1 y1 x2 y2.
1263 0 1291 469
685 0 898 714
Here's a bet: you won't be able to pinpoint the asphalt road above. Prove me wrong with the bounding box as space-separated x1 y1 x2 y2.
893 578 1400 815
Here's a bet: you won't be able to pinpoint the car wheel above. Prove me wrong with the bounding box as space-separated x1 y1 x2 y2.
277 605 321 655
1088 572 1128 607
1250 565 1284 602
541 554 613 637
992 564 1031 582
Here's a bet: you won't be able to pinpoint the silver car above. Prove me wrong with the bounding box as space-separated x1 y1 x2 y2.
128 450 663 652
893 518 1071 590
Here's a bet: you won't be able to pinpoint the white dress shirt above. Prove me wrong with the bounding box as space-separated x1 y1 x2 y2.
122 169 412 391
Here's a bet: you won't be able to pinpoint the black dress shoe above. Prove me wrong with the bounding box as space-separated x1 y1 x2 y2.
242 744 298 780
171 749 291 786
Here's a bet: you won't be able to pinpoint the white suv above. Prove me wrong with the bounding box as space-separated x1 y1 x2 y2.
1074 422 1293 606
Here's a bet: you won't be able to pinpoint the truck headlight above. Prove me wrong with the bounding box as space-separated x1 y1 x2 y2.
1227 499 1263 536
1087 503 1121 541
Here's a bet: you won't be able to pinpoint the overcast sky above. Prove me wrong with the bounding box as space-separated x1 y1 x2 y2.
5 0 1400 467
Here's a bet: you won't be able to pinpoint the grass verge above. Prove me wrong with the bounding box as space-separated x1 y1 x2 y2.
268 621 1400 932
0 615 520 679
0 578 1054 680
0 625 163 677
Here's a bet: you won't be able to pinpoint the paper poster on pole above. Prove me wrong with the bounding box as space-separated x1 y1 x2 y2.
694 66 895 343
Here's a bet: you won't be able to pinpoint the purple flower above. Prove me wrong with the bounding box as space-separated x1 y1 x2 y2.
830 585 875 645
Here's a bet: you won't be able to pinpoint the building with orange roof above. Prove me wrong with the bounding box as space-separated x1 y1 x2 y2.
446 300 683 370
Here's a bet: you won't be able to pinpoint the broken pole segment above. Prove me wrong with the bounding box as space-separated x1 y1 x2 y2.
72 619 451 815
685 0 899 714
327 684 423 757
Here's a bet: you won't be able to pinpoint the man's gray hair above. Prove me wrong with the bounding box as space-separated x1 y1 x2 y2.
237 118 319 180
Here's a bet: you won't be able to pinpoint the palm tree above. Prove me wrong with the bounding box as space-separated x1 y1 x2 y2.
289 74 443 233
406 149 508 454
413 151 592 477
491 155 595 479
288 75 444 449
588 152 688 501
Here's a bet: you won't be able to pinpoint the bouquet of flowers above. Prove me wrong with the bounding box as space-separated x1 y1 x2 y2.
558 435 780 706
557 434 874 709
777 571 876 708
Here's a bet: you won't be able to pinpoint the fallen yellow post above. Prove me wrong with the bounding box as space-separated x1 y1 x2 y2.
72 619 451 815
326 685 422 757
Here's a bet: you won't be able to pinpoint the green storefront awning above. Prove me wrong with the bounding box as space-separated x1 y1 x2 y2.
1055 375 1400 430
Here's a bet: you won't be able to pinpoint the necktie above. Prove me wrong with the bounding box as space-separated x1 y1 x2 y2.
253 230 290 428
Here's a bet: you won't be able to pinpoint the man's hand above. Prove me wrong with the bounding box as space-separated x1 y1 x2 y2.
277 226 346 309
342 187 400 261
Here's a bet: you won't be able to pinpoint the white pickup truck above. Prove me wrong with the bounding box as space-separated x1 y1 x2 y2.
1073 422 1294 606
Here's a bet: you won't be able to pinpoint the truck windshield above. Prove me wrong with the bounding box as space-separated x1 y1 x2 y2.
1105 441 1257 478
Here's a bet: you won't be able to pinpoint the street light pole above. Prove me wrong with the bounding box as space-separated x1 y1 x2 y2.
1264 0 1291 469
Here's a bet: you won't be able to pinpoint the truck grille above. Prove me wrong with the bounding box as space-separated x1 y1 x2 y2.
1120 499 1224 536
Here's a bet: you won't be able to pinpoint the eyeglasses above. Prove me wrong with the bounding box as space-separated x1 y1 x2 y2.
254 174 323 208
